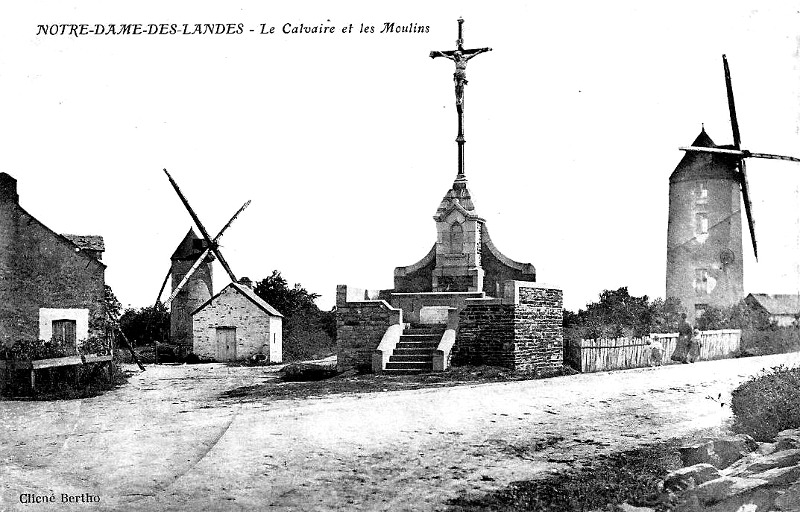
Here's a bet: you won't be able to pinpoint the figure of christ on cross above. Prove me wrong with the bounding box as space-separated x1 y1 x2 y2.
429 48 491 113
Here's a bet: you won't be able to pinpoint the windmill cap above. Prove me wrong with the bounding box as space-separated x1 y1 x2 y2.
0 172 18 203
171 228 215 261
670 129 740 184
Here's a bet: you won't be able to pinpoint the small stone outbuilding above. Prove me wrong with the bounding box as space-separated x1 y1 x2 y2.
192 280 282 362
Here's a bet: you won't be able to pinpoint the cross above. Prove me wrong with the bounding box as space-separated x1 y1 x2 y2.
430 18 492 178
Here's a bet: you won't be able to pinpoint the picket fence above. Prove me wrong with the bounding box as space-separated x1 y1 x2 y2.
568 329 741 373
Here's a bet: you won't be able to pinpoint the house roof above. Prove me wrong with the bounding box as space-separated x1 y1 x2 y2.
192 282 283 317
669 128 740 184
62 234 105 252
747 293 800 316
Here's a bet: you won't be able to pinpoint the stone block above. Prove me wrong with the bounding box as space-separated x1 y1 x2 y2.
703 488 779 512
680 435 757 470
729 449 800 476
664 463 723 492
775 429 800 451
691 476 768 505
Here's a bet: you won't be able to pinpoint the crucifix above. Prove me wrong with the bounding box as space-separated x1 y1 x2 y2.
430 18 492 178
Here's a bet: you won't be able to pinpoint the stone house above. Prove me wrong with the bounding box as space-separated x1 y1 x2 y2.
191 280 282 362
0 172 106 348
745 293 800 327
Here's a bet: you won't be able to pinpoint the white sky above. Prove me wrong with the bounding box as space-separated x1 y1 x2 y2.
1 1 799 312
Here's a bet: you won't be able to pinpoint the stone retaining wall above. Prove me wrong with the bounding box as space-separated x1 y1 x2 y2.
335 285 401 372
454 282 563 375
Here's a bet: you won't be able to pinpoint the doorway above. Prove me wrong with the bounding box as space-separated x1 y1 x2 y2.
215 327 237 361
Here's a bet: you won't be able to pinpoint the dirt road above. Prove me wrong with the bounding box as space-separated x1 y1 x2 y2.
2 352 800 511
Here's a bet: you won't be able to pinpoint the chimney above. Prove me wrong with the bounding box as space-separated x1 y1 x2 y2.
238 277 253 289
0 173 19 204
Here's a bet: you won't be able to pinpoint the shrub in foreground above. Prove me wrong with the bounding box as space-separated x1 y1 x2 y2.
280 363 339 382
731 365 800 441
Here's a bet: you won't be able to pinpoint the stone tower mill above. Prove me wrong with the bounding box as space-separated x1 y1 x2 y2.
169 228 213 354
666 128 744 324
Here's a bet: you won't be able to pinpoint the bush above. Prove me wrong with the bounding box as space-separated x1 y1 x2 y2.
282 313 336 362
731 365 800 441
280 363 339 382
740 328 800 356
3 362 127 399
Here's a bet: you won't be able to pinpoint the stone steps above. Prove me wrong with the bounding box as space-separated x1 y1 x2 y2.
383 324 445 375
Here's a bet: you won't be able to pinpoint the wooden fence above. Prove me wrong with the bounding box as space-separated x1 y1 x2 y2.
567 329 741 373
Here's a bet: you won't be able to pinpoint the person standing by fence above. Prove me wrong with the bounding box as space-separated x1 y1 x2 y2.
673 313 693 363
686 326 702 363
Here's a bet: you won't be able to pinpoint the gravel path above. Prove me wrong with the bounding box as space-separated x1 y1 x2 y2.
3 352 800 511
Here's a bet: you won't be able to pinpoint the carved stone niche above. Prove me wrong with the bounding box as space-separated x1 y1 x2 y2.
433 196 484 292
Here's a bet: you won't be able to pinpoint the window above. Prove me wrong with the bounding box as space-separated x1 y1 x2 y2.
695 303 708 318
698 182 708 200
696 213 709 235
694 269 710 295
52 319 77 344
449 222 464 254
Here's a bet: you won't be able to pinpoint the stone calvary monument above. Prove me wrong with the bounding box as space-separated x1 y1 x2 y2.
336 19 563 375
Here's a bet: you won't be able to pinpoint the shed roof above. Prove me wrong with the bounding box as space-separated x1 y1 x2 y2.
747 293 800 316
192 282 283 317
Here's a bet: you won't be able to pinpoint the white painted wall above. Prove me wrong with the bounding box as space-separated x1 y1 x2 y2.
269 316 283 363
38 308 89 344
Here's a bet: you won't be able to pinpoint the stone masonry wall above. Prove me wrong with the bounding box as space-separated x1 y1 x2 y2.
336 285 401 372
514 286 563 374
454 283 563 375
453 304 516 367
0 182 105 345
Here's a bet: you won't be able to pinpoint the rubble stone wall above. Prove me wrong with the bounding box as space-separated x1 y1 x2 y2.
454 282 563 374
336 285 402 371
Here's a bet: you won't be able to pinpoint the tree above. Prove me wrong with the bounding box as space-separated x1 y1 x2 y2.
91 285 123 336
104 285 122 320
253 270 320 318
118 302 170 347
571 287 653 339
253 270 335 361
650 297 685 333
565 290 689 342
695 305 726 331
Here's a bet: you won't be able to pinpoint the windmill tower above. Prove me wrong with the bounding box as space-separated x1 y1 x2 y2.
169 228 214 352
667 55 800 324
666 128 744 323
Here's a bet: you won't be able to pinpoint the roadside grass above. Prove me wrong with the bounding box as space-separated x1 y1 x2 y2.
447 441 682 512
221 364 578 401
730 364 800 441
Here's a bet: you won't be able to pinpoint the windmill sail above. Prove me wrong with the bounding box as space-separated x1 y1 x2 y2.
164 169 239 282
